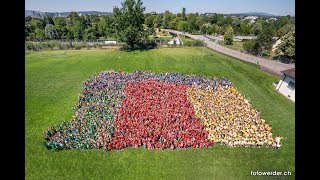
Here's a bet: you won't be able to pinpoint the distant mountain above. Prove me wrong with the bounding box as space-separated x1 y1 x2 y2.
225 12 279 17
25 10 113 18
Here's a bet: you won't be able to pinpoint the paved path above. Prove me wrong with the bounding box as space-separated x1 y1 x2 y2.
165 29 294 76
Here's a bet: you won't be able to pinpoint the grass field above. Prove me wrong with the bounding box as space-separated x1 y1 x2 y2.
218 40 245 52
26 47 295 179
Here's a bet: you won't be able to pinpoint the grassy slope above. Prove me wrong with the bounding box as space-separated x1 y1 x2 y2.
26 47 294 179
218 40 245 52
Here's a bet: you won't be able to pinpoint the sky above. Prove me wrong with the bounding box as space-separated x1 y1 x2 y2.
25 0 295 16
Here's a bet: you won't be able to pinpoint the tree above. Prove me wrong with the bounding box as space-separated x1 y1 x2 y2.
177 21 188 32
44 16 54 25
113 0 146 49
83 26 98 40
69 12 80 24
169 17 182 30
53 17 67 39
31 18 46 30
276 23 294 37
153 14 163 28
35 29 45 40
187 13 199 33
163 10 174 29
276 28 295 59
45 24 59 39
216 14 226 26
243 40 260 54
274 16 290 30
182 7 186 20
209 24 218 35
240 19 251 35
208 13 219 24
72 20 84 39
224 26 234 45
145 15 155 27
200 24 209 35
250 22 262 35
256 25 275 52
98 16 108 37
232 17 241 35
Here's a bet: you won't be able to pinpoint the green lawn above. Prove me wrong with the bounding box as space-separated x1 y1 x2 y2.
180 36 196 43
26 47 295 179
218 40 245 52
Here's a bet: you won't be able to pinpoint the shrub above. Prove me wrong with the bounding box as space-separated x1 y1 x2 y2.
34 43 42 51
39 42 48 49
86 43 91 49
45 41 58 50
26 42 35 51
74 44 82 50
66 42 73 49
58 43 67 50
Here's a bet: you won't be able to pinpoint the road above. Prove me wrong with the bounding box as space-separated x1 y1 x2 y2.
165 29 294 76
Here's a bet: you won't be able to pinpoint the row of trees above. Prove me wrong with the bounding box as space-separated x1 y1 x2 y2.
144 9 294 37
25 7 294 42
144 7 294 58
25 12 118 40
241 25 295 59
25 0 294 54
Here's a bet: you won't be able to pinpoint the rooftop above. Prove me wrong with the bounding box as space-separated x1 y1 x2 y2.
281 68 295 78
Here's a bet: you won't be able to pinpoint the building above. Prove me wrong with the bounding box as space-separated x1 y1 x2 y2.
244 16 258 24
276 68 295 102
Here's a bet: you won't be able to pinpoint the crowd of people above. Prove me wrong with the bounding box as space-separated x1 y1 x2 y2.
45 78 126 150
108 80 213 150
187 85 283 149
44 70 281 151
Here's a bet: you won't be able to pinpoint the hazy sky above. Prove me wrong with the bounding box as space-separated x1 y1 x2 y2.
25 0 295 16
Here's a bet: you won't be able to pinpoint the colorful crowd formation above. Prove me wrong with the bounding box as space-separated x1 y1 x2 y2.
108 80 213 150
44 70 282 151
187 86 283 148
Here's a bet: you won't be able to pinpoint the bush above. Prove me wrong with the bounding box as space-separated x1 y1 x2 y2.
66 42 73 49
58 43 67 50
47 40 59 49
75 44 82 50
93 43 103 48
34 43 42 51
26 42 35 51
86 43 92 50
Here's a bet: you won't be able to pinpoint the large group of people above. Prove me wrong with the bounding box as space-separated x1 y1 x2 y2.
108 80 213 150
187 85 283 149
44 70 282 151
45 76 126 150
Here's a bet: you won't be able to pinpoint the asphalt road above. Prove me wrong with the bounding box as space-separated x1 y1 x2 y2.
165 29 294 76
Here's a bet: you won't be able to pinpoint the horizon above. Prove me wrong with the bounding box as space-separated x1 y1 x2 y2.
25 9 291 17
25 0 295 16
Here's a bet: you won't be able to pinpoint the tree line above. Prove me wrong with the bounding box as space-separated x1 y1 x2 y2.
25 6 294 41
